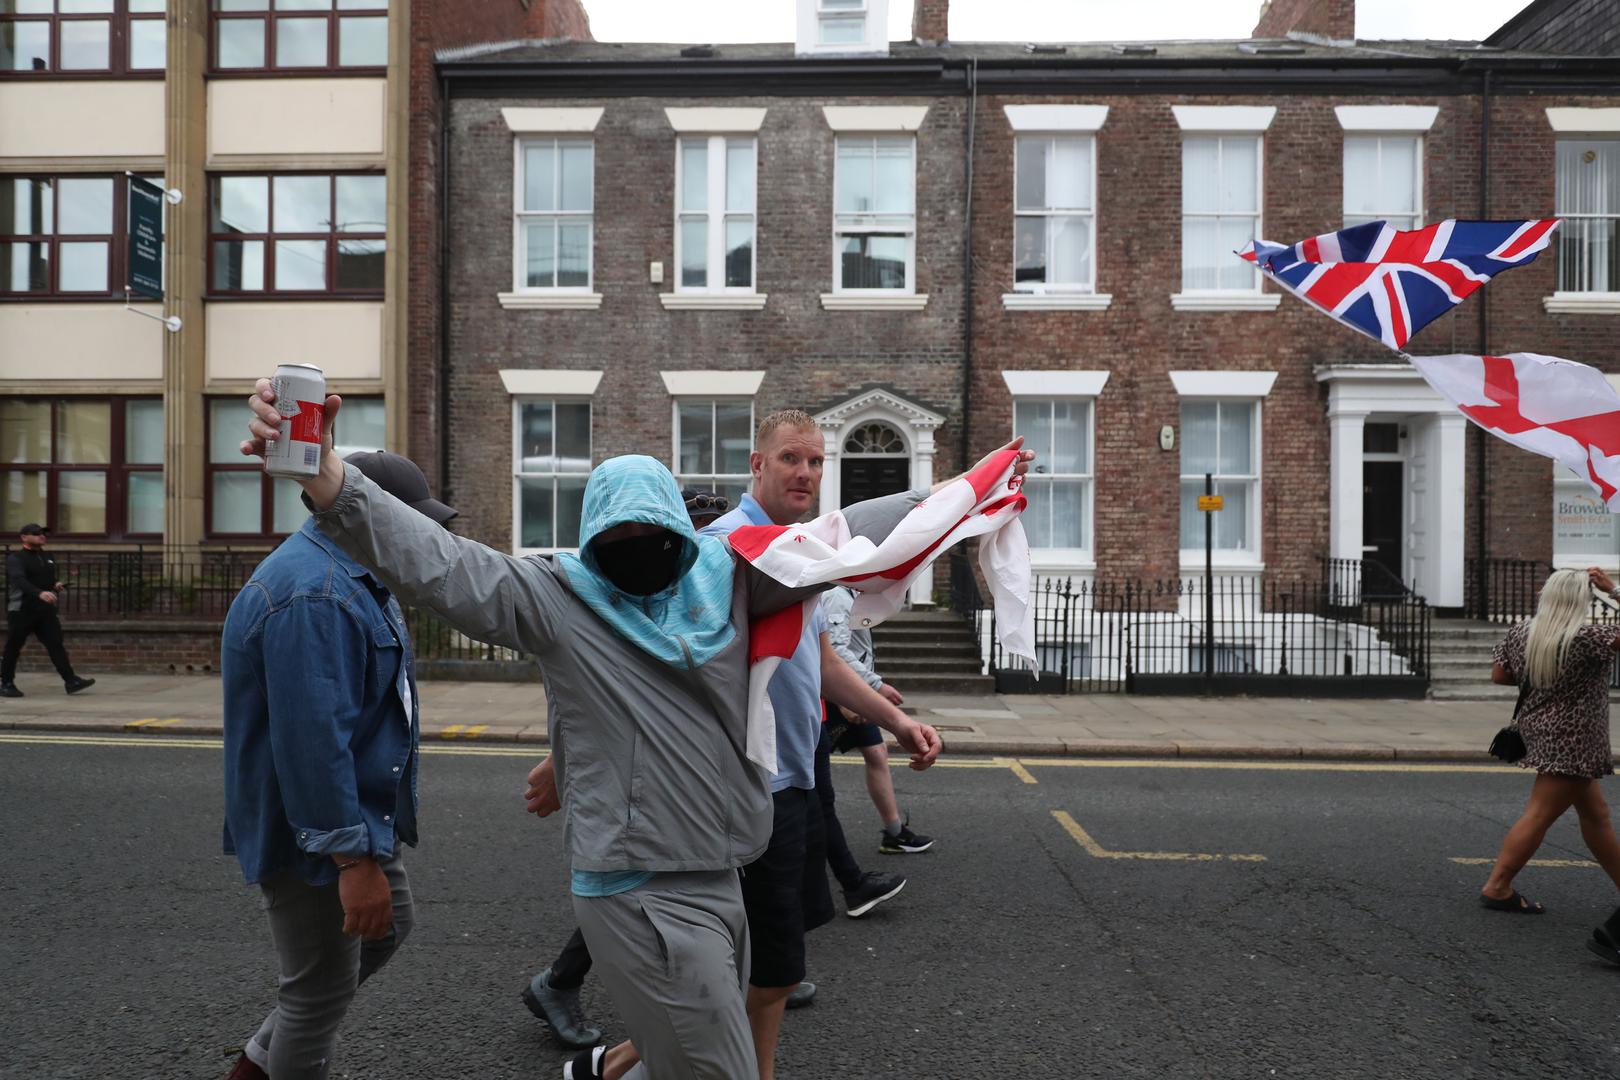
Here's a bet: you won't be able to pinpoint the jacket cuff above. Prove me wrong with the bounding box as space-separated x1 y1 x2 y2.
293 821 371 858
867 673 886 692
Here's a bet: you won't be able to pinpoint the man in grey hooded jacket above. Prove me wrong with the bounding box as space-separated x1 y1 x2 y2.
244 384 1030 1080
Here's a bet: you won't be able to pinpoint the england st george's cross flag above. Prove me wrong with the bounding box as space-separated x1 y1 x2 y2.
724 446 1036 773
1409 352 1620 511
1239 218 1559 350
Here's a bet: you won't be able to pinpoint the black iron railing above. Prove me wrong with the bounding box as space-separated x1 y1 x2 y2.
1321 557 1415 605
968 571 1429 695
1465 557 1554 623
2 544 267 619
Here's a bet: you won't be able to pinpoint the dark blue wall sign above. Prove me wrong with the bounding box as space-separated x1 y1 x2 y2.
127 176 164 300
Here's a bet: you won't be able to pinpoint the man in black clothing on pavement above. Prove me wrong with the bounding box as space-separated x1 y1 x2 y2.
2 524 94 698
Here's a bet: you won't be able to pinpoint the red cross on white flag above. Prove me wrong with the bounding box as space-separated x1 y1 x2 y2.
1408 352 1620 508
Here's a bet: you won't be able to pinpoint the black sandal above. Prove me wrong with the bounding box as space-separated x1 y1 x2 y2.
1480 890 1546 914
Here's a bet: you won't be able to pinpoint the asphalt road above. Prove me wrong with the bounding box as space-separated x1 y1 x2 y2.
7 734 1620 1079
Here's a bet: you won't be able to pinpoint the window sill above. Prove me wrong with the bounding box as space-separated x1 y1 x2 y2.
1544 292 1620 315
1002 292 1112 311
497 292 604 311
819 293 929 311
1169 292 1281 312
659 293 769 311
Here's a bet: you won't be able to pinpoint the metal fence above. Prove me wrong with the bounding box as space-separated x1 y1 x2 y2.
949 553 1430 696
2 544 266 620
1465 557 1552 623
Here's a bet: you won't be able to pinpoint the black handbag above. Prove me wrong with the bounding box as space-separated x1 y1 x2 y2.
1488 681 1530 763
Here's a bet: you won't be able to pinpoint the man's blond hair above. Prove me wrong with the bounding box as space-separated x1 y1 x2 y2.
755 409 818 451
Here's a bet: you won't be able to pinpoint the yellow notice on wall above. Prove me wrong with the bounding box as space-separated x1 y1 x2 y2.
1197 495 1224 512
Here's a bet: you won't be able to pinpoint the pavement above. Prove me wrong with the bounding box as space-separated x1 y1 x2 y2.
0 672 1565 761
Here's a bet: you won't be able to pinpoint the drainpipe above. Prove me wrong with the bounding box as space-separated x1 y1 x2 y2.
437 71 452 505
958 57 978 471
1473 68 1491 611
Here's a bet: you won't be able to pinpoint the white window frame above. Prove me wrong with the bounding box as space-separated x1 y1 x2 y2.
511 397 593 556
511 136 594 296
1013 395 1096 566
1012 133 1098 295
817 0 867 46
1177 397 1263 567
1553 136 1620 298
832 133 917 295
672 397 756 501
1179 133 1264 297
1343 133 1424 231
674 135 758 295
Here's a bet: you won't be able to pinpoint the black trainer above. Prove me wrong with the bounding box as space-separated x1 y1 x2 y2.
522 968 603 1049
64 677 95 695
879 818 934 854
562 1046 605 1080
843 871 905 918
0 682 22 698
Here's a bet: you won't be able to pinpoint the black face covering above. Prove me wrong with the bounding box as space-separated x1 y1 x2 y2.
592 531 684 596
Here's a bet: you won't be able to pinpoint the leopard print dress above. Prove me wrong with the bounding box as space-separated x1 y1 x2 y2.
1492 621 1616 780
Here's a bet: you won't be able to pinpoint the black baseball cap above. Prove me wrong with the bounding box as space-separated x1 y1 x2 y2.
18 523 47 536
344 451 458 525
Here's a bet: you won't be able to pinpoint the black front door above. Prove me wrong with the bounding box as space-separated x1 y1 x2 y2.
1362 460 1403 580
841 458 909 507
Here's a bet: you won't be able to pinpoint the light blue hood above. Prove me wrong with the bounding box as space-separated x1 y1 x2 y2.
556 455 737 669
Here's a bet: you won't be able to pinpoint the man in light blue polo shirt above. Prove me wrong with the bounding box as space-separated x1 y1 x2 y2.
701 408 942 1080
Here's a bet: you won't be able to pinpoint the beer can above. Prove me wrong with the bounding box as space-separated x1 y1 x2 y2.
264 363 326 478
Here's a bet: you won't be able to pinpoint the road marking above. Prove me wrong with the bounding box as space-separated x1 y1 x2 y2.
1449 856 1600 868
0 733 1526 777
0 733 221 749
464 724 489 738
994 757 1038 784
440 724 466 737
1024 759 1510 775
1052 810 1267 863
124 718 161 729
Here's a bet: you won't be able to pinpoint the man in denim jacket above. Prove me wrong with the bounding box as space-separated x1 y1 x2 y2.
220 451 457 1080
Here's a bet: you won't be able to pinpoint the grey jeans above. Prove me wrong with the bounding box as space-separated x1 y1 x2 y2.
244 857 413 1079
574 870 754 1080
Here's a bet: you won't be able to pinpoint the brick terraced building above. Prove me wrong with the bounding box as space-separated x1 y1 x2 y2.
416 0 1620 619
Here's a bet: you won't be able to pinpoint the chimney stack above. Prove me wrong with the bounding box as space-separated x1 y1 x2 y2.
912 0 948 45
526 0 594 41
1252 0 1353 40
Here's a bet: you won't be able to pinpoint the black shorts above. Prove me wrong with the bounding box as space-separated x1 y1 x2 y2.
739 786 834 988
825 703 884 752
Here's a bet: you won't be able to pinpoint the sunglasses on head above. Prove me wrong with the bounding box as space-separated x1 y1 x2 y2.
685 493 729 512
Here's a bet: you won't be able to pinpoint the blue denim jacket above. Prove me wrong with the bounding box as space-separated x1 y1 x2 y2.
222 519 420 886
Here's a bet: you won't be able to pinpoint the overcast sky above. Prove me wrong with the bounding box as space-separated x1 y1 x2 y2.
581 0 1537 44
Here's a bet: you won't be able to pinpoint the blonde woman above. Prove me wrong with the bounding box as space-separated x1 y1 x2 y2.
1481 568 1620 929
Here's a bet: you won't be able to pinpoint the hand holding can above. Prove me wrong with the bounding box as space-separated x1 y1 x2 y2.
243 371 346 511
263 364 326 478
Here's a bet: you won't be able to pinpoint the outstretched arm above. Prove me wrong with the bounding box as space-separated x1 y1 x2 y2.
243 380 561 655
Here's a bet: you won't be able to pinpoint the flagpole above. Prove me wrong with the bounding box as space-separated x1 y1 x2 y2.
1204 471 1214 686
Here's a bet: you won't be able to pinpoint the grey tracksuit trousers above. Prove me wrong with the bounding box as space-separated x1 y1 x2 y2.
244 857 414 1079
574 870 755 1080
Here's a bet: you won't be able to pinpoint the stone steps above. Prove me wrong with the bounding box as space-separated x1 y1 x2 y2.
867 610 987 693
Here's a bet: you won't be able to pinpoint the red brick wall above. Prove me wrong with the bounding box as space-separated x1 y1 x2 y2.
431 70 1620 593
912 0 948 44
8 621 222 677
1253 0 1354 39
406 0 594 513
441 94 967 549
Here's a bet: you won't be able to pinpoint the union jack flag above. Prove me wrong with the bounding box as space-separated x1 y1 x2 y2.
1238 218 1559 349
